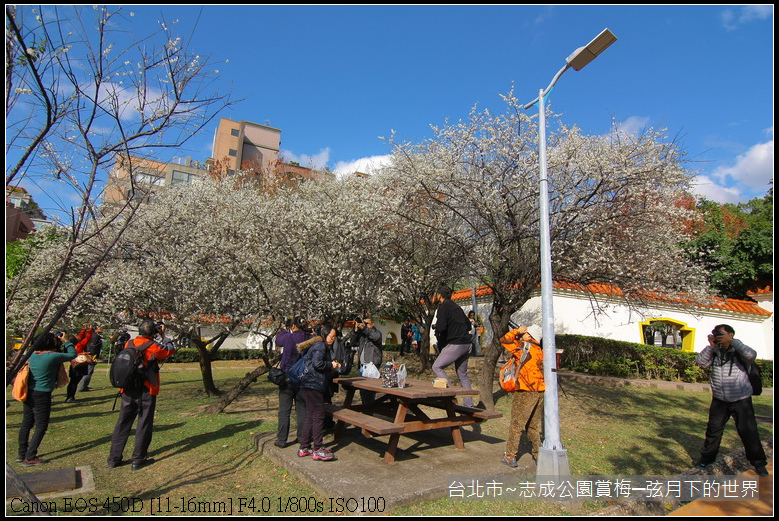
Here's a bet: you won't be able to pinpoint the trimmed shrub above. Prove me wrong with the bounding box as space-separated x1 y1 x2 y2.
557 334 772 387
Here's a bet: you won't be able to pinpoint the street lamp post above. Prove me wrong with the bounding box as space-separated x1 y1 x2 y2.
521 28 617 480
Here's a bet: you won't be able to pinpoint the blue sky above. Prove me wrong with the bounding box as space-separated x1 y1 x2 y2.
10 5 774 215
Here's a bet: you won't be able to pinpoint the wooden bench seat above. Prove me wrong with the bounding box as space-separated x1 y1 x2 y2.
325 405 405 436
418 400 503 420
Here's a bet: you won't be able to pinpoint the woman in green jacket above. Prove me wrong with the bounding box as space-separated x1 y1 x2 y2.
17 331 76 466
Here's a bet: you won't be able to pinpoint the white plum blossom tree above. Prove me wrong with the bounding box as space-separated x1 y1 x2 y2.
385 90 711 408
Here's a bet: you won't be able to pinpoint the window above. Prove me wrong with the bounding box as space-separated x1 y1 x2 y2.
231 129 240 137
133 172 165 186
228 149 238 157
171 170 198 185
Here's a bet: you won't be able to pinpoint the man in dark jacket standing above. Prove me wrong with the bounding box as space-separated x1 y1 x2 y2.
432 285 475 407
274 317 308 448
694 324 768 476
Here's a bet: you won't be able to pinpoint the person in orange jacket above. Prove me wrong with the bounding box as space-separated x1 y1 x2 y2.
500 325 545 468
65 325 94 403
107 319 176 471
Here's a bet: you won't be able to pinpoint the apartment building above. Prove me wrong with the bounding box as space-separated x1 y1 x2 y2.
103 118 334 206
104 155 211 205
5 185 49 241
207 118 281 176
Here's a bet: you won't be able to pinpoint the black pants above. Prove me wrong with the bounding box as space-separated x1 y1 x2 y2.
18 390 53 460
67 364 89 400
108 387 157 465
277 384 306 445
700 396 767 467
78 363 97 391
299 389 326 450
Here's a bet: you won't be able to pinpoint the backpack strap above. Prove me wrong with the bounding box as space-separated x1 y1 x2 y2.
135 340 155 352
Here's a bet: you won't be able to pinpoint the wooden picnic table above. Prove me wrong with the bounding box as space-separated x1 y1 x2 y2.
328 376 502 464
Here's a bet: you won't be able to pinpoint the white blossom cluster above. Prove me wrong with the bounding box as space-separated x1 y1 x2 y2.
7 89 711 356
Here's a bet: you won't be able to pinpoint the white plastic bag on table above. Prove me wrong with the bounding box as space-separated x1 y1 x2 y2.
360 362 381 379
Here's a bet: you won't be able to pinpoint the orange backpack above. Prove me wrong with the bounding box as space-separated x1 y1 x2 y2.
12 364 31 402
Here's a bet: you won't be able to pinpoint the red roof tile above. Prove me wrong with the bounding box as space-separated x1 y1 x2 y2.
453 282 772 318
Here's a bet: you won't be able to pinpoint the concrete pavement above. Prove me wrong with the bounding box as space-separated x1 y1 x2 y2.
252 373 772 515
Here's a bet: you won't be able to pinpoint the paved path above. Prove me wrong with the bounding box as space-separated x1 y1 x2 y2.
668 461 773 516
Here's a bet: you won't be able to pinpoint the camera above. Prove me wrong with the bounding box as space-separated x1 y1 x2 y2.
53 329 64 338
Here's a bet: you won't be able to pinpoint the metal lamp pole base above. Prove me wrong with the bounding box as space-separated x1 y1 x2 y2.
536 446 570 479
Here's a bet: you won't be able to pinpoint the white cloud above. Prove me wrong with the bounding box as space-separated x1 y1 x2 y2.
693 131 774 203
333 154 393 178
710 137 774 190
280 148 331 170
691 175 744 204
721 5 773 31
614 116 651 137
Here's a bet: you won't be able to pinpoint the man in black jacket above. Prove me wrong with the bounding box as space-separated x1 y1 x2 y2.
432 285 475 407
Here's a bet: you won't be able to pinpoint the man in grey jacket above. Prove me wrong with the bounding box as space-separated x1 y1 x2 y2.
694 324 768 476
354 316 382 405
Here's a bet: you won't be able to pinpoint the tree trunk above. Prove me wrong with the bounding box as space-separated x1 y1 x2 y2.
478 305 513 410
197 347 220 396
190 335 220 396
203 362 270 415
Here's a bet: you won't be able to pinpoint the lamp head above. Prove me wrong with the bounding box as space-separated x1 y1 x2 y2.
566 28 617 71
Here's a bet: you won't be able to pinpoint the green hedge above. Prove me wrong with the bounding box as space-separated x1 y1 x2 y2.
557 334 773 388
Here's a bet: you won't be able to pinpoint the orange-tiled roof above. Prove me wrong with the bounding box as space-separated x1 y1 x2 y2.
747 285 773 296
453 282 772 318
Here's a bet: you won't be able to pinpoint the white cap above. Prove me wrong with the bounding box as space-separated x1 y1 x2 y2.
526 325 542 340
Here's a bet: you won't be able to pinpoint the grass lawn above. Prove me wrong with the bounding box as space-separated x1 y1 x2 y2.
6 359 773 516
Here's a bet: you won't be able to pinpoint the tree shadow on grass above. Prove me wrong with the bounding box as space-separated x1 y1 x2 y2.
132 420 266 501
152 420 264 460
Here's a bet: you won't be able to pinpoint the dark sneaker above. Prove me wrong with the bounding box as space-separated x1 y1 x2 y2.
273 441 286 448
65 397 75 403
16 455 25 463
107 460 123 469
501 455 518 468
695 461 710 470
312 448 336 461
131 458 155 471
298 448 313 458
755 466 769 477
22 458 48 467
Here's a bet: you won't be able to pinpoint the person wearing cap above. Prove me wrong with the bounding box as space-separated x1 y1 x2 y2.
432 285 475 407
499 325 545 468
694 324 768 477
274 317 309 448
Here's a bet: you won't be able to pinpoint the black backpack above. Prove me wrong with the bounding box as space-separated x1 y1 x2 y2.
747 361 763 396
109 340 154 389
